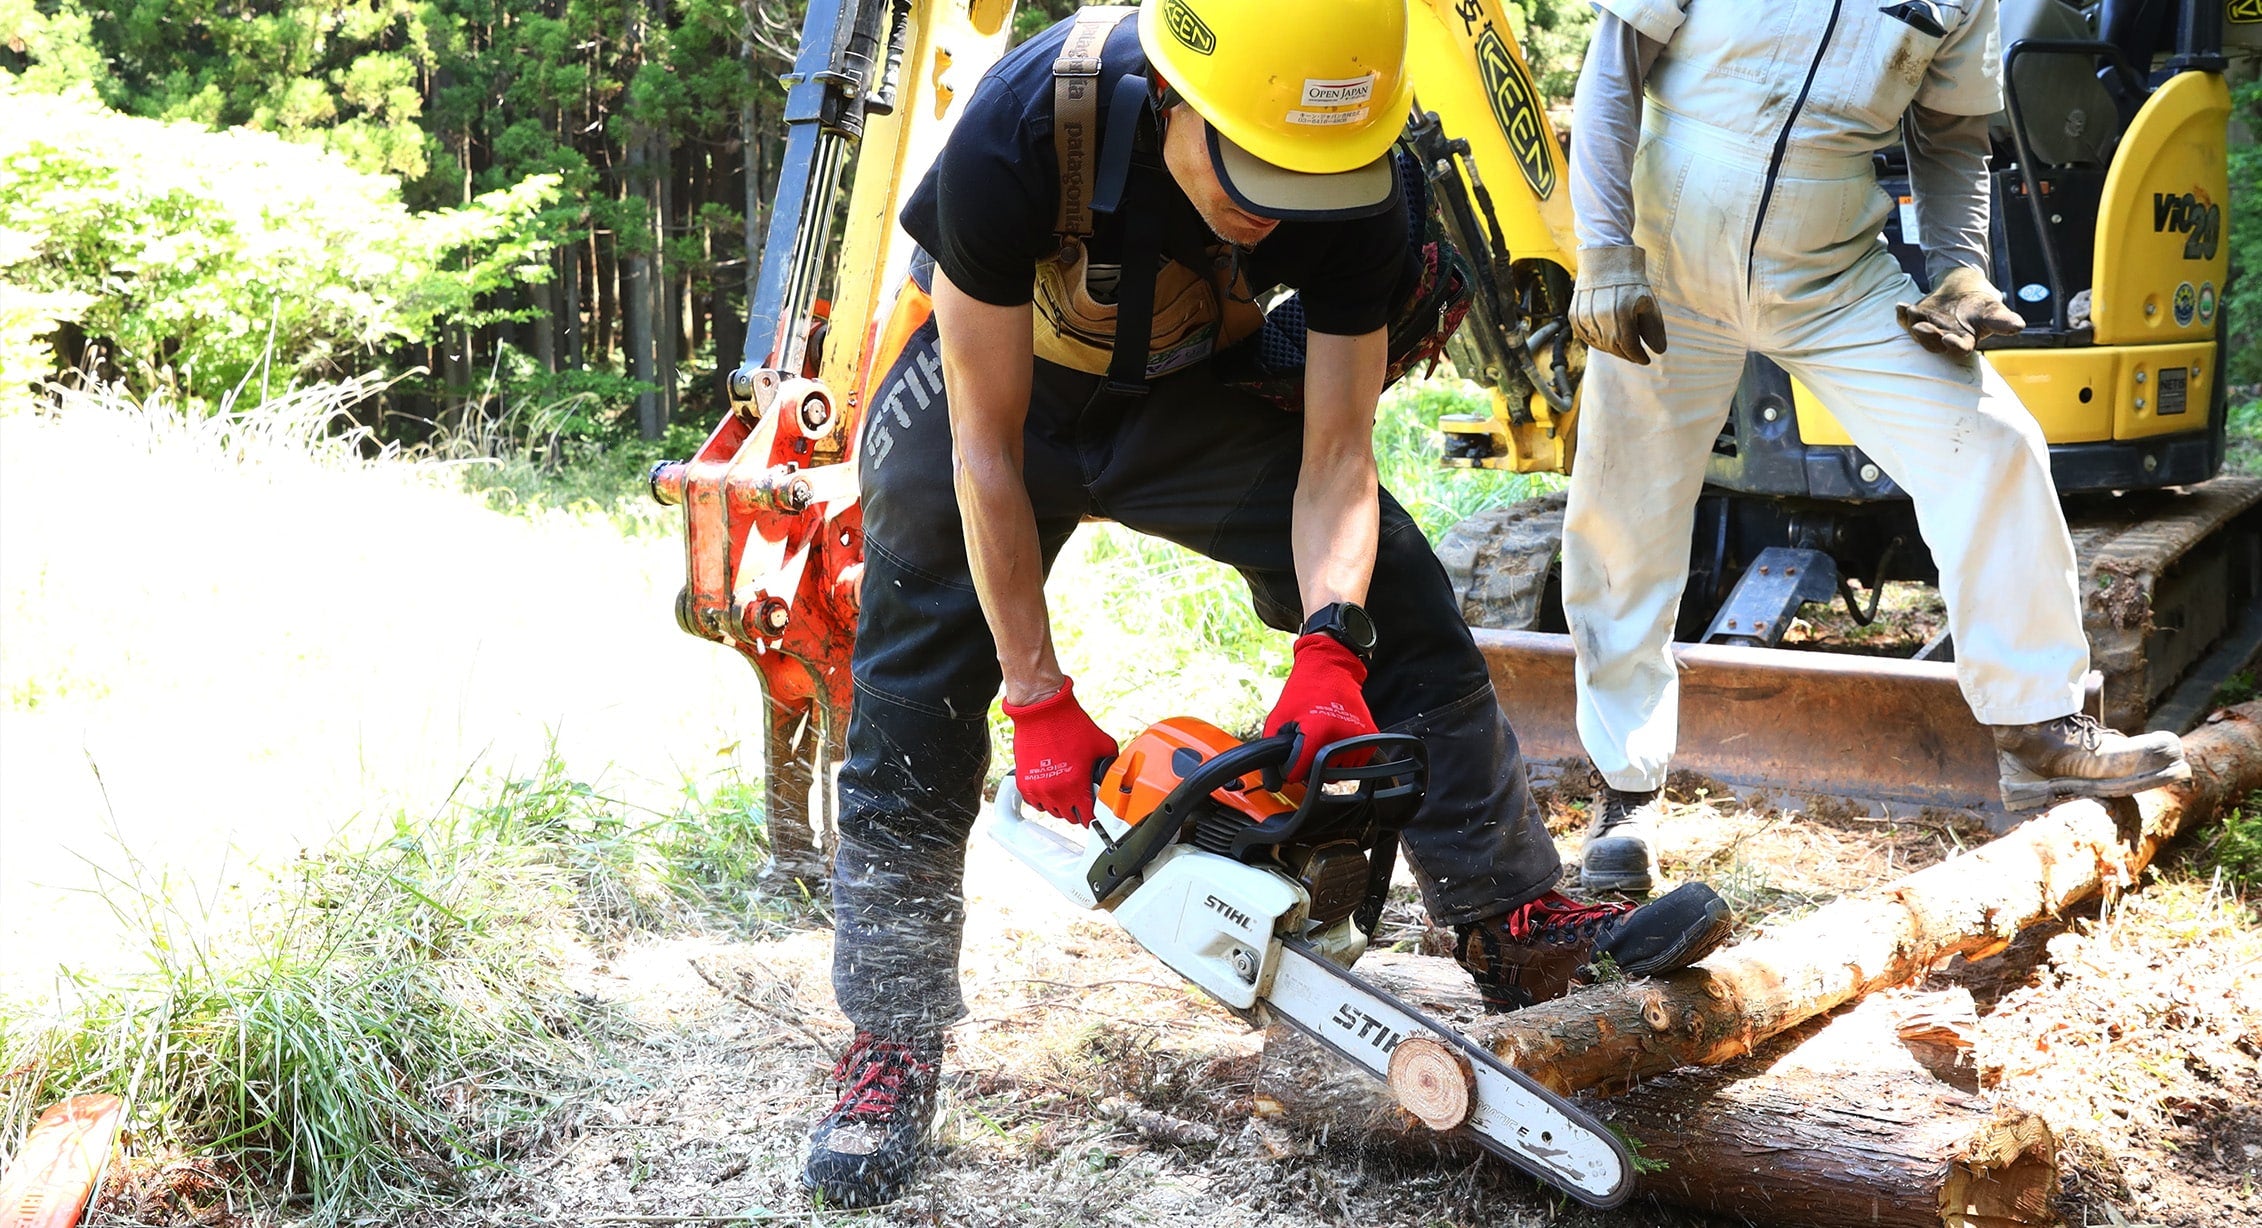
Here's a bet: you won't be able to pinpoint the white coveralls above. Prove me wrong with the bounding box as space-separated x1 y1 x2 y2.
1562 0 2093 792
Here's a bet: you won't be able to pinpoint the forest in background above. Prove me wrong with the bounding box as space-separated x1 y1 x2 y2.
0 0 1599 449
4 0 2254 450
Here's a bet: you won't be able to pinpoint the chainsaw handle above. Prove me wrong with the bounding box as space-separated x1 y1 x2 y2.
1227 732 1427 860
983 777 1131 910
1082 734 1296 903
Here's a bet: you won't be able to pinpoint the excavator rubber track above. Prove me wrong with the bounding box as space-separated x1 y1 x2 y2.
1446 474 2262 815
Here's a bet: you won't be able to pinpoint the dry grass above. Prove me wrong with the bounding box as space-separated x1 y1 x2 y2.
1970 855 2262 1228
0 384 767 988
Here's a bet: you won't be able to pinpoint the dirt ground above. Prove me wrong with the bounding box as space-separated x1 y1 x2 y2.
106 780 2249 1228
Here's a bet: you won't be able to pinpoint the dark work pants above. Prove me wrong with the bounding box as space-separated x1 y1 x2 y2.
832 318 1562 1038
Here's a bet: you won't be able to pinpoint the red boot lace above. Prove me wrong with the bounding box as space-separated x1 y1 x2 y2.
828 1033 935 1124
1499 890 1634 944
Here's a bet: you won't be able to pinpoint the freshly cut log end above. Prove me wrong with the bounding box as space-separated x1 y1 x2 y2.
1941 1108 2058 1228
1386 1036 1475 1131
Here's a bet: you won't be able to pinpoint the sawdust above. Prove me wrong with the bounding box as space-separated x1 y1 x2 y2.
1957 856 2262 1227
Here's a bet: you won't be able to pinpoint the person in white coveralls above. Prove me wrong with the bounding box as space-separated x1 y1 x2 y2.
1560 0 2190 894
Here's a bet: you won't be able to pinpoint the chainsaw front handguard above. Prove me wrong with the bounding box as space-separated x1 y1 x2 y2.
1083 732 1427 907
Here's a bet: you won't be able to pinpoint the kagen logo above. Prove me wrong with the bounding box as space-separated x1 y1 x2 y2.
1162 0 1215 55
1475 28 1555 199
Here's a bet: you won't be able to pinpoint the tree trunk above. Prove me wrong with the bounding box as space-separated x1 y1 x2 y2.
530 274 558 374
594 228 615 370
623 121 659 438
561 234 585 369
1469 703 2262 1097
653 124 678 430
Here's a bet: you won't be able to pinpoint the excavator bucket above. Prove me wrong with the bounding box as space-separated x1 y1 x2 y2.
1459 475 2262 818
1475 630 2012 813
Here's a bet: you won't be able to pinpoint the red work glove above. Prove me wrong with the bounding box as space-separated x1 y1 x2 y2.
1002 676 1118 825
1264 634 1379 783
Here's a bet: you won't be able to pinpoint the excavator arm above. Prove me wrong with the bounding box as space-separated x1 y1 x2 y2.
651 0 1598 868
1403 0 1584 475
650 0 1014 879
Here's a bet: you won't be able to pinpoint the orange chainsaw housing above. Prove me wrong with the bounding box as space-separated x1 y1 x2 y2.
1097 717 1300 827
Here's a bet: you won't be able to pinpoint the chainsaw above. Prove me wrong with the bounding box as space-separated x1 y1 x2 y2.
981 717 1632 1207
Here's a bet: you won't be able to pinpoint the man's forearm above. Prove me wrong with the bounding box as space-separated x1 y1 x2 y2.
1906 105 1995 284
1570 13 1663 252
1292 447 1378 617
1294 327 1387 619
932 270 1058 706
955 448 1062 705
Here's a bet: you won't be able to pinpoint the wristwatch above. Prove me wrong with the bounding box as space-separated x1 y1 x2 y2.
1301 602 1377 663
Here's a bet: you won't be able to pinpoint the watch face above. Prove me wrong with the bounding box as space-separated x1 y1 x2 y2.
1341 603 1376 650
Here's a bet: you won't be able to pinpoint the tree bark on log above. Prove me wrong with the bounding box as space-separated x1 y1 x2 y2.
1261 975 2059 1228
1470 703 2262 1097
1592 992 2056 1228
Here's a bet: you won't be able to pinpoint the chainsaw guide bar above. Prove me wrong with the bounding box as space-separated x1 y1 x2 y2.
1265 937 1632 1207
984 723 1632 1208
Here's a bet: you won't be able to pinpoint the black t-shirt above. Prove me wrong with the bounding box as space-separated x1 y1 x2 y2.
898 13 1413 338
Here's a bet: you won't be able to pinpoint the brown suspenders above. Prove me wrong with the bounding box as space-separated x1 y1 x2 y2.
1051 5 1137 248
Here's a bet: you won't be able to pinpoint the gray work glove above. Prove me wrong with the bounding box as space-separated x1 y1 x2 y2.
1895 266 2025 356
1570 245 1668 366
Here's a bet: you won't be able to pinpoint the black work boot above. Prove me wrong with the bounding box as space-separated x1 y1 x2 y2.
803 1031 943 1208
1578 786 1664 894
1453 883 1733 1012
1991 713 2190 812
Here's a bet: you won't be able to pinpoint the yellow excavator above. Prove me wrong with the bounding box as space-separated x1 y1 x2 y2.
652 0 2261 862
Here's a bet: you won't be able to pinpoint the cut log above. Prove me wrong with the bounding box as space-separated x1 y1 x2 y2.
1243 704 2260 1226
1385 1036 1474 1130
1472 703 2262 1096
1588 992 2057 1228
1257 973 2059 1227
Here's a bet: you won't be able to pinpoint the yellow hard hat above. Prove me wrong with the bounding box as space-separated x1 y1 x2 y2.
1139 0 1412 219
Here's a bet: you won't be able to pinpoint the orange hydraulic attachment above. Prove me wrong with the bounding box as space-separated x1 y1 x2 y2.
1098 717 1301 828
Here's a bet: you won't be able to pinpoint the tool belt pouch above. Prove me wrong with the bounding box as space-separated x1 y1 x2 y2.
1031 245 1263 379
1213 147 1475 412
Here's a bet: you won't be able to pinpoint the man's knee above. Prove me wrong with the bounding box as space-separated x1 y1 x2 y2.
837 683 991 849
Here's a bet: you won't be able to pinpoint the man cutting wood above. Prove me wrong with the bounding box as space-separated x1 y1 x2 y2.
803 0 1733 1207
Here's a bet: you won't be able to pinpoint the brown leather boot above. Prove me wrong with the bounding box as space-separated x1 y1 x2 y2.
1453 883 1733 1012
1991 713 2190 812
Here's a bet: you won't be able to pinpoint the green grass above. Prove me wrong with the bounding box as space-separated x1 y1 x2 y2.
0 750 786 1221
2200 792 2262 894
2227 397 2262 478
1374 379 1563 538
434 395 705 534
